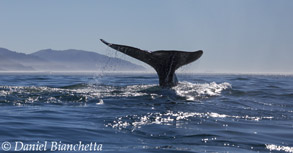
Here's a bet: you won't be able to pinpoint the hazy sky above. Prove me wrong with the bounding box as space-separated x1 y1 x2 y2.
1 0 293 73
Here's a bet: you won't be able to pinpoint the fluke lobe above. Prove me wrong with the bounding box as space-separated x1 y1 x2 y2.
100 39 203 87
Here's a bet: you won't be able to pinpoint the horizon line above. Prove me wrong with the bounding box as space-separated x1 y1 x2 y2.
0 71 292 76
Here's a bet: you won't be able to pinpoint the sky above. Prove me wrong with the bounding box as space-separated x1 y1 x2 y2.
0 0 293 74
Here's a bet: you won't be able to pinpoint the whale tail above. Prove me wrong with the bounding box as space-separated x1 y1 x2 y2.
100 39 203 87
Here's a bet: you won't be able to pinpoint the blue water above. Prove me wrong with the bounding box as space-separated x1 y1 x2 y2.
0 73 293 153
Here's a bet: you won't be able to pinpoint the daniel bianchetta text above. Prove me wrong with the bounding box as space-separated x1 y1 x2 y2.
1 141 103 152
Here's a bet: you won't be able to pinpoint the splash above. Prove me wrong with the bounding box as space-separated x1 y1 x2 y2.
0 81 231 104
173 81 232 101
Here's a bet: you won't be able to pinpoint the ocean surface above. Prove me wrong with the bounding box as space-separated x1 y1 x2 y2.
0 73 292 153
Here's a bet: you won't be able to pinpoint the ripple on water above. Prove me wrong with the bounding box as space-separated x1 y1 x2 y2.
105 111 274 131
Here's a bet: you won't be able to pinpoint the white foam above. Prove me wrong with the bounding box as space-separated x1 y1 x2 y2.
173 82 232 101
96 99 104 105
266 144 293 153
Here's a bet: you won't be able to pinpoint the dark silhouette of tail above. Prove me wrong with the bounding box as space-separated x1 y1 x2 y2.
100 39 203 87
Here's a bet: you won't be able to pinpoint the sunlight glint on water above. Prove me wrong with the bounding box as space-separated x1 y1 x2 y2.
0 74 292 153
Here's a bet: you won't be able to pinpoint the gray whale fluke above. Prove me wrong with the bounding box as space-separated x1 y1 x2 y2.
100 39 203 87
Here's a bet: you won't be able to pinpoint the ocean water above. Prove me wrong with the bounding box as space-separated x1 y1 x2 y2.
0 73 293 153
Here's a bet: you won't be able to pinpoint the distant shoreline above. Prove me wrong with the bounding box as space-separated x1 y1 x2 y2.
0 71 292 76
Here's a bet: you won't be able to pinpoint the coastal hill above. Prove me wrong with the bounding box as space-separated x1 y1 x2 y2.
0 48 145 71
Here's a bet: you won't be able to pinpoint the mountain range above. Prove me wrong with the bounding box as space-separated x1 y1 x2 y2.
0 48 145 71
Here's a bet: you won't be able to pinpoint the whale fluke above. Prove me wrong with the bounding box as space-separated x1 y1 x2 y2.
100 39 203 87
